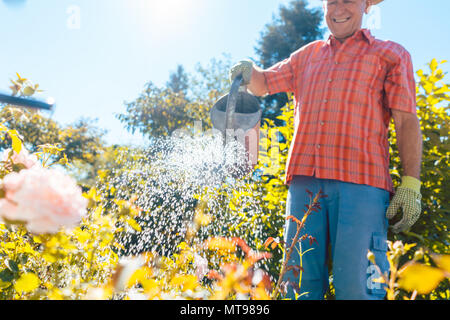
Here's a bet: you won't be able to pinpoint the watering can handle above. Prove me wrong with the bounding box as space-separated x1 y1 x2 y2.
225 74 243 131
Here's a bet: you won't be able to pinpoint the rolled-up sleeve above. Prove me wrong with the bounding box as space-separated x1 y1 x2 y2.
262 56 295 95
383 48 417 114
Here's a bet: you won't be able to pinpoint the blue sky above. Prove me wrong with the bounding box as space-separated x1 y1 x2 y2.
0 0 449 146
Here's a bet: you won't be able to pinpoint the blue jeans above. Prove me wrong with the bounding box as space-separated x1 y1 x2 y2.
284 175 390 300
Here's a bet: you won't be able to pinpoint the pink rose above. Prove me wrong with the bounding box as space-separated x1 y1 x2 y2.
0 166 87 234
2 148 38 169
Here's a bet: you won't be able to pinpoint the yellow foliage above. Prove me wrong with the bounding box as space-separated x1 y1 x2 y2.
204 237 236 252
14 273 40 294
170 274 199 292
433 254 450 272
398 264 445 294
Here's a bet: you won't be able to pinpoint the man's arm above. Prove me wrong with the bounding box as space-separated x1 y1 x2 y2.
230 57 295 98
247 65 269 97
386 109 423 233
391 109 423 179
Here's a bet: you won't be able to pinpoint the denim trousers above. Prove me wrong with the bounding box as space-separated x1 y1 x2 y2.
284 175 390 300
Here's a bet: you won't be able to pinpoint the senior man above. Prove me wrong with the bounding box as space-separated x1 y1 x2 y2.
230 0 422 300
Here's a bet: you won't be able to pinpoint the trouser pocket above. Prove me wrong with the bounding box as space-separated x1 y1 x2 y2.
366 232 389 297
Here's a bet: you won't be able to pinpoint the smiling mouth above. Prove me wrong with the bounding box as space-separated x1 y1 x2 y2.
333 17 351 23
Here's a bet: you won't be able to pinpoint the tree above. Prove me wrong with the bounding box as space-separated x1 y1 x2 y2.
0 75 106 167
166 64 189 95
254 0 324 121
118 55 233 139
0 108 106 164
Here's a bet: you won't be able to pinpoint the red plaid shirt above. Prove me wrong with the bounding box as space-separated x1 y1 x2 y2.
263 29 417 192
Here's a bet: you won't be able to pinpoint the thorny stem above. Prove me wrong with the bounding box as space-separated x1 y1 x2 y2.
272 217 303 299
272 191 322 299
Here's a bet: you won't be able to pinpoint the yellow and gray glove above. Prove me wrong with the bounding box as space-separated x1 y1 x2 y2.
386 176 422 233
229 60 254 85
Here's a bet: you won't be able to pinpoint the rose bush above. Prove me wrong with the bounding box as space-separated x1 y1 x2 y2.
0 164 87 234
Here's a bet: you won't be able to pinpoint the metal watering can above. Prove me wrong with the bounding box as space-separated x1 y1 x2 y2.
210 75 262 167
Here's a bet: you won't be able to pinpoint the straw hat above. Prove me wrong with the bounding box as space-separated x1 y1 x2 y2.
371 0 384 4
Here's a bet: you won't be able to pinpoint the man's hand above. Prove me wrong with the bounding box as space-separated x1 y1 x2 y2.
386 176 422 233
229 60 254 85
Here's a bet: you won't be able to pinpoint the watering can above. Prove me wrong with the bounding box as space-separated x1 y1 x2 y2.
210 75 262 167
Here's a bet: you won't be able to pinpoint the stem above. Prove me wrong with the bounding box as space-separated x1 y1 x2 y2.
298 242 303 294
272 219 303 299
272 191 321 299
387 261 399 300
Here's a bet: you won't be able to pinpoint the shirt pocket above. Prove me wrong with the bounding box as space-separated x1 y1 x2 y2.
348 55 386 129
351 54 382 91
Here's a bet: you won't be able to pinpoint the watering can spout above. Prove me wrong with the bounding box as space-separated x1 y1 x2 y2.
210 75 262 168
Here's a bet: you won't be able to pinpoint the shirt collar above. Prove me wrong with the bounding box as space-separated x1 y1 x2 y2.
327 28 375 47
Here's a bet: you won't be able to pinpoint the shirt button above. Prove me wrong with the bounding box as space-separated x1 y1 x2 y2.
316 144 321 149
335 61 339 65
328 78 333 83
320 121 325 126
324 99 328 103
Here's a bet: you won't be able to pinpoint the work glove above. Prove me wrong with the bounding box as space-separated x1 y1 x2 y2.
386 176 422 233
229 60 254 85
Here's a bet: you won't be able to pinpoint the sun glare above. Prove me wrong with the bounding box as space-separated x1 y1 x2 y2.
146 0 195 28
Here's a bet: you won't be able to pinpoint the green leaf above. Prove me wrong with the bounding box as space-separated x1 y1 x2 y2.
5 260 19 273
0 269 14 282
0 279 11 289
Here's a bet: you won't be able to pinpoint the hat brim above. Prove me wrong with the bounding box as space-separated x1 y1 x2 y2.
371 0 384 5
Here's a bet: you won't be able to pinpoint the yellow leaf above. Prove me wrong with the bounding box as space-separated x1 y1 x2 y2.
205 237 236 252
42 253 57 263
170 274 198 291
22 86 35 96
113 241 126 251
430 58 438 73
15 73 27 84
127 267 153 288
75 229 91 244
14 273 40 294
2 242 16 249
432 254 450 273
194 211 212 226
141 279 159 296
9 131 22 154
398 263 445 294
127 218 142 232
48 288 64 300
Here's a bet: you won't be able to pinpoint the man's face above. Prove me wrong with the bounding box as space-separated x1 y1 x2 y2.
323 0 371 42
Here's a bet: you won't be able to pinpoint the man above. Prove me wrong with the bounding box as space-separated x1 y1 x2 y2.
229 0 423 300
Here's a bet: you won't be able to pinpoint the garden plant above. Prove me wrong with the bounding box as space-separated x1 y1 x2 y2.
0 59 448 300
